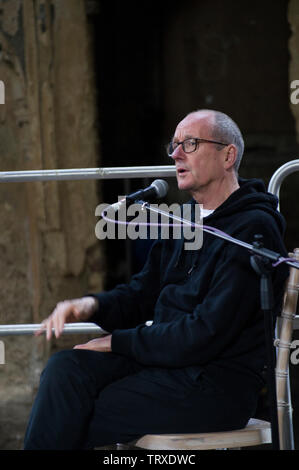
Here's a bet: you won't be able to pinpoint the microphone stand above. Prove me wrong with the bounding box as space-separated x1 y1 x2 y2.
136 200 299 450
250 235 280 450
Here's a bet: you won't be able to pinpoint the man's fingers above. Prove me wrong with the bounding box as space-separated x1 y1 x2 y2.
57 310 65 338
34 299 87 341
46 318 53 341
34 322 46 337
73 336 112 352
73 339 97 350
73 338 96 350
51 302 69 338
73 343 86 350
34 316 62 340
34 319 53 340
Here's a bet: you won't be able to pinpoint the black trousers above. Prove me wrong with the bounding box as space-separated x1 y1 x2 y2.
24 349 259 450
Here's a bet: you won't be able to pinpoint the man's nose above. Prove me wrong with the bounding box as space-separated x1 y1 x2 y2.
170 143 186 160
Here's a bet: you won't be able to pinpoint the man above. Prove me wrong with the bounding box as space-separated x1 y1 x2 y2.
24 109 289 449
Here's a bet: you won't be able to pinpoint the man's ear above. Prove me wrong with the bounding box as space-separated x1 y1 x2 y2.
224 144 237 170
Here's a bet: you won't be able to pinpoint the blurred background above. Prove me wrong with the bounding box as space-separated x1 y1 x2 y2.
0 0 299 449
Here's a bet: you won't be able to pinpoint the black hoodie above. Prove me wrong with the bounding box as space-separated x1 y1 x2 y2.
90 178 289 391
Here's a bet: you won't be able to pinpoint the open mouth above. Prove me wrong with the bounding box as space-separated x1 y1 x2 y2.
177 168 188 175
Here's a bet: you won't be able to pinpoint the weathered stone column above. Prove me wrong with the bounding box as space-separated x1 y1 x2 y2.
0 0 104 449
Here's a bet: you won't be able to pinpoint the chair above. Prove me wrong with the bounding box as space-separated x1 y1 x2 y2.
129 249 299 451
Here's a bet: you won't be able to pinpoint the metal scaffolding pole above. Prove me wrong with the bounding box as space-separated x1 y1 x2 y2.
0 166 176 183
0 323 106 336
268 159 299 208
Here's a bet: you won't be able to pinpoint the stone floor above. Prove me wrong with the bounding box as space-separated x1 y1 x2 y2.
0 391 32 450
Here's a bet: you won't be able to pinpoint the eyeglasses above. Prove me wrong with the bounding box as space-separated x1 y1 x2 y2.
166 137 229 157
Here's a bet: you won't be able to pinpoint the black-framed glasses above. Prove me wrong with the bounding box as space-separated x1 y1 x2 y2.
166 137 229 157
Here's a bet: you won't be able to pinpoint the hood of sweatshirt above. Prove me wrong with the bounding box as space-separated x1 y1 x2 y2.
173 177 286 270
196 177 285 234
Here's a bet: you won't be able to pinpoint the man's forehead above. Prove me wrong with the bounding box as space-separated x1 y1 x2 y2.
175 111 214 136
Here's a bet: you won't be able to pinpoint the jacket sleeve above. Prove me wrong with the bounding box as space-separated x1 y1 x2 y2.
88 239 163 332
110 223 289 368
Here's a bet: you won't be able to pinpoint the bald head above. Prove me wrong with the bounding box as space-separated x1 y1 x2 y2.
183 110 244 174
176 110 215 134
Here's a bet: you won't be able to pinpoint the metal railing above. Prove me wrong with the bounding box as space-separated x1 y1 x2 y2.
0 161 298 450
268 159 299 208
267 159 299 333
267 159 299 450
0 165 175 337
0 323 106 336
267 158 299 333
0 165 176 183
0 160 298 336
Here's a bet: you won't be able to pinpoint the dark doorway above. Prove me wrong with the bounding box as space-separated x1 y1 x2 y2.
87 0 297 288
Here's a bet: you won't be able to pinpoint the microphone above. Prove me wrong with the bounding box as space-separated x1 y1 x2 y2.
109 179 169 212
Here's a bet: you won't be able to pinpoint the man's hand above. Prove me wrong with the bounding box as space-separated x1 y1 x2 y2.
36 297 99 340
73 335 112 352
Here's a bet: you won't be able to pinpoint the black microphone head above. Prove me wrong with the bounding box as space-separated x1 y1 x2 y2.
150 179 169 198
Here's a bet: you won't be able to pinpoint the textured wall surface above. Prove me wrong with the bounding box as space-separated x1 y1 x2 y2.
0 0 104 449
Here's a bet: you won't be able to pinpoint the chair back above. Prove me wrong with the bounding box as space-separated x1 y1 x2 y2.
275 248 299 449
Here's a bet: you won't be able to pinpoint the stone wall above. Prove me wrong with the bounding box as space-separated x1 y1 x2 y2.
0 0 104 449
